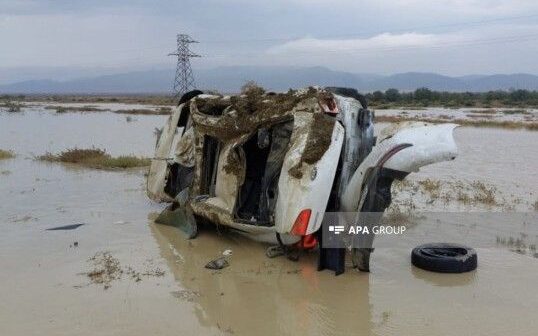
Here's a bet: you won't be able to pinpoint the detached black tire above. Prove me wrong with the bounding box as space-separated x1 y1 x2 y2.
412 243 477 273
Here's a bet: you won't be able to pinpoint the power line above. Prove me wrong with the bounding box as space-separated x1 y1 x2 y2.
200 13 538 44
4 13 537 68
202 32 538 58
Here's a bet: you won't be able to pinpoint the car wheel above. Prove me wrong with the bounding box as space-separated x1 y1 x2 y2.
411 243 477 273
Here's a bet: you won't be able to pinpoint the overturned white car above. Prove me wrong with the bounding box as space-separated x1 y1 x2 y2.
147 86 458 272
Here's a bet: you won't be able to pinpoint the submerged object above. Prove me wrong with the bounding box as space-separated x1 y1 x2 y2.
412 243 478 273
205 256 229 270
46 223 85 231
155 203 198 239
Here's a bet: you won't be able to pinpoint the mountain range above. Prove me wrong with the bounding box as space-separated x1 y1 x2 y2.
1 66 538 94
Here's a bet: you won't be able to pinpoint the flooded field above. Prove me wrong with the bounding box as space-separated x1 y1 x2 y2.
1 105 537 336
376 107 538 125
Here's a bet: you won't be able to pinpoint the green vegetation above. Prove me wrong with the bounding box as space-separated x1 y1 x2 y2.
367 88 538 108
114 107 171 115
37 148 150 169
0 149 16 160
7 88 538 109
1 95 25 112
40 104 171 115
44 105 109 113
0 101 23 112
13 94 175 106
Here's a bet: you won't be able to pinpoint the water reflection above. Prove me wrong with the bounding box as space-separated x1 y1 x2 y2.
149 221 374 336
411 266 476 287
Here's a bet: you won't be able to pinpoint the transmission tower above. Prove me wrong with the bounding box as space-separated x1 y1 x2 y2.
169 34 201 99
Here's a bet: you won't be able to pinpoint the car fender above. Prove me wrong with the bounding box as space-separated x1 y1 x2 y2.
341 123 458 212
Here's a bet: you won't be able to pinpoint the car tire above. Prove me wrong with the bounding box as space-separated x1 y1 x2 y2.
411 243 477 273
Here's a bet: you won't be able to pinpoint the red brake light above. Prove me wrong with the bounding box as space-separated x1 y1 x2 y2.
290 209 312 236
301 234 318 249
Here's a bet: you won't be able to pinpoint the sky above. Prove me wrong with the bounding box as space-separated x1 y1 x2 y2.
1 0 538 82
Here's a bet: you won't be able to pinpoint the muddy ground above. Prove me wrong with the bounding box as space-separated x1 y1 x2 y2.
0 104 537 336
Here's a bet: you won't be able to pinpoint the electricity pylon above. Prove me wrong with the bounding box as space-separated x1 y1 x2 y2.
169 34 200 99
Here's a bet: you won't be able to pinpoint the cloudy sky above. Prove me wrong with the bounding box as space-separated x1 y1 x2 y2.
1 0 538 81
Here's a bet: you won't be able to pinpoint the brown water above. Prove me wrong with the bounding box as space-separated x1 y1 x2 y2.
1 107 537 336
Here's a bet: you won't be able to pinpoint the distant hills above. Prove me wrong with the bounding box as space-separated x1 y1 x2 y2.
1 66 538 94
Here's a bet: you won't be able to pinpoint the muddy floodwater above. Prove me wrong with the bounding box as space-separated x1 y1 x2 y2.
1 106 537 336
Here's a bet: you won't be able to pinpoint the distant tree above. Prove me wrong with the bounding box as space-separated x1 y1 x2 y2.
372 90 385 102
384 88 401 102
414 87 433 101
509 89 529 102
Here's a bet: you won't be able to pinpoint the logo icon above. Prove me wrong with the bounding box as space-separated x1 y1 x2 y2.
328 225 345 234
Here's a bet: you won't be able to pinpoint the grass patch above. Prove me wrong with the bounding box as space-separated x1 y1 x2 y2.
0 101 23 112
452 181 498 206
114 107 171 115
37 148 150 169
468 109 497 114
44 105 109 113
466 113 494 119
418 178 441 198
468 109 496 114
0 149 16 160
470 181 498 205
31 95 175 106
501 109 530 115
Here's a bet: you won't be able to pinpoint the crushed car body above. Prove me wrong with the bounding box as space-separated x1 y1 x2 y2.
147 86 459 271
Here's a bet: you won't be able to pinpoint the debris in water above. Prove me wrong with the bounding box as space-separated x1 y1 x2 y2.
155 203 198 239
265 245 285 258
10 215 36 223
86 252 122 290
46 223 85 231
205 256 229 270
171 289 200 302
83 252 165 289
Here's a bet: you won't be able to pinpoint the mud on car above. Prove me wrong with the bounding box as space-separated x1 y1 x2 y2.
147 86 458 272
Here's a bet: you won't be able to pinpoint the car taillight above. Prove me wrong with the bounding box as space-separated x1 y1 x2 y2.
300 234 318 249
290 209 312 236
